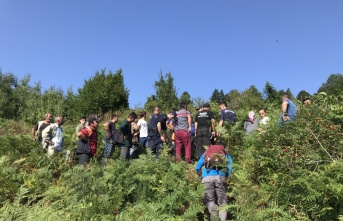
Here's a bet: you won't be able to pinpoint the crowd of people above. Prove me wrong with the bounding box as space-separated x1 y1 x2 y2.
31 93 306 221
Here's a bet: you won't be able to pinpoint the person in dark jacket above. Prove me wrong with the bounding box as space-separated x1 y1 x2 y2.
119 112 137 160
76 117 99 166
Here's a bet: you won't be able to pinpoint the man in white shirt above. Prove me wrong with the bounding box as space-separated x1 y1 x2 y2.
42 116 64 156
137 111 148 148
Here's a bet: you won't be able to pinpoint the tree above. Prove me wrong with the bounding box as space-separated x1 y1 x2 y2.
77 69 129 116
14 75 43 124
317 73 343 96
63 86 78 121
145 71 178 112
285 88 295 100
263 82 279 104
0 72 18 119
179 91 191 105
296 90 311 102
240 85 265 111
224 89 241 111
210 89 222 104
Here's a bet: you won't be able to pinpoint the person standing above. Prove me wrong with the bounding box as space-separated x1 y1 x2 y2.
130 117 140 159
76 116 99 166
279 93 298 124
41 116 64 156
137 111 148 148
173 102 192 163
103 114 119 159
148 106 165 157
194 103 216 159
75 116 86 136
195 142 233 221
218 102 237 127
243 111 260 135
257 108 269 133
258 108 269 125
74 116 86 143
32 113 53 145
118 112 137 160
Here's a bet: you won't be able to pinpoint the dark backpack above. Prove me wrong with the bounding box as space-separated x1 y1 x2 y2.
204 145 227 169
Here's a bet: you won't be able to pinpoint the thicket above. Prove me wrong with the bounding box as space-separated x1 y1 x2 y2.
0 91 342 220
0 70 342 220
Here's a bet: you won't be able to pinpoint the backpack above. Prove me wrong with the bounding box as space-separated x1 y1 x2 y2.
204 145 227 169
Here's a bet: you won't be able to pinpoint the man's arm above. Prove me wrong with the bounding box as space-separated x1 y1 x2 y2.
168 120 174 131
157 122 165 142
78 131 89 142
226 154 233 176
194 122 198 136
281 101 289 121
195 154 205 176
211 119 216 134
103 122 111 137
32 127 36 140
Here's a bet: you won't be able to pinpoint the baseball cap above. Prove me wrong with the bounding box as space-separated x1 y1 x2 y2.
203 103 210 108
168 110 177 117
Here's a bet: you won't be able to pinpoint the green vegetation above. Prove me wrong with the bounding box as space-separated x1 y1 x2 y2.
0 70 342 220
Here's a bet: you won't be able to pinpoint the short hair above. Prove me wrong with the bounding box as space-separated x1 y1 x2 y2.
80 116 86 120
139 111 146 118
128 112 137 119
180 102 187 109
55 116 63 122
154 106 159 110
258 107 267 113
111 113 119 119
44 113 52 117
219 101 227 107
283 93 290 99
303 97 311 102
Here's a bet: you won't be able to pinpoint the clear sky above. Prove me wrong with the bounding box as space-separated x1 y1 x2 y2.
1 0 342 108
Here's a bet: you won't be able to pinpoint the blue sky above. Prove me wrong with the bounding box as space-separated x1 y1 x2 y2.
1 1 342 108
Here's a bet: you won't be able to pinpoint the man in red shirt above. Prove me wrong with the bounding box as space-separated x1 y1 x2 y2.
76 116 99 166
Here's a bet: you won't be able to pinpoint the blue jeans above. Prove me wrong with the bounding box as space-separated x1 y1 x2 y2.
103 142 114 158
140 137 148 148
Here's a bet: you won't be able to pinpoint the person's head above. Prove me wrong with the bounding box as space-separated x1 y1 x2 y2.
89 113 99 120
179 102 187 110
88 116 99 129
55 116 64 125
202 103 210 110
219 101 227 110
79 116 86 125
303 98 312 105
45 113 53 123
282 93 291 101
127 112 137 123
153 106 160 115
258 108 267 119
111 113 119 123
139 111 146 119
248 111 255 121
167 110 177 119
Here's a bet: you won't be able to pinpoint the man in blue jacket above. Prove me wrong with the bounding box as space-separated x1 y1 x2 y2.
195 142 232 221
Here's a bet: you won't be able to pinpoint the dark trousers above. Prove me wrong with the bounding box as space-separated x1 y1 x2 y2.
195 129 211 159
77 153 92 166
